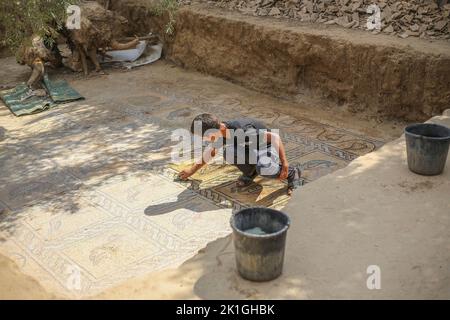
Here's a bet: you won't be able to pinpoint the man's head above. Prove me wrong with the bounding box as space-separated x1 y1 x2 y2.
190 113 222 141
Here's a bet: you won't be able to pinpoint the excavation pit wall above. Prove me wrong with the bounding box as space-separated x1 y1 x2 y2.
112 3 450 122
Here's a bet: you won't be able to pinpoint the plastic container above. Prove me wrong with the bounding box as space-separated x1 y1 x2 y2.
102 41 147 62
230 207 290 281
405 123 450 176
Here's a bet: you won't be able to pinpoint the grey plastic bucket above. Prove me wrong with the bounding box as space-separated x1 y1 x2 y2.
405 123 450 176
230 207 290 282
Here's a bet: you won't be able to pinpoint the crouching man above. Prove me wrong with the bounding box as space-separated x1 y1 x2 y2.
178 113 302 196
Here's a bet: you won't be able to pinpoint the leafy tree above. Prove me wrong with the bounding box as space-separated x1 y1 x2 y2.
0 0 178 54
0 0 78 51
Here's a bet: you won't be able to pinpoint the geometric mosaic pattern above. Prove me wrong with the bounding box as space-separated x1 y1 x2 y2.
0 63 383 298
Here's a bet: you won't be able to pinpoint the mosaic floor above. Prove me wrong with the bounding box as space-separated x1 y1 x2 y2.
0 62 383 297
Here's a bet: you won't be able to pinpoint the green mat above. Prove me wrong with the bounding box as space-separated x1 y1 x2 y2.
0 75 84 116
43 75 84 104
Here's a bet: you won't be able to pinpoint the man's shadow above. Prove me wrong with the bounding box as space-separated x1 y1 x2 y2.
144 177 288 217
144 188 204 216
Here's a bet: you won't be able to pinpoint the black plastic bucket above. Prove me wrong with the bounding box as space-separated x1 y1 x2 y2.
405 123 450 176
230 207 290 282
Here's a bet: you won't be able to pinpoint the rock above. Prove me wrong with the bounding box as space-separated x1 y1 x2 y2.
434 20 448 31
268 7 281 16
213 0 450 41
324 19 337 25
336 15 349 27
382 5 393 22
257 8 269 16
407 30 420 37
304 0 314 13
261 0 274 7
399 32 409 38
351 1 362 12
410 24 420 32
419 24 428 33
383 25 394 33
299 13 312 22
352 12 360 27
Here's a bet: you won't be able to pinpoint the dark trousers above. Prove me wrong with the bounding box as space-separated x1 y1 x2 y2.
235 162 298 186
224 145 299 186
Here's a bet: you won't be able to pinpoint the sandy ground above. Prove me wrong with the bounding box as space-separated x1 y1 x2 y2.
1 2 449 299
0 56 447 299
1 3 448 300
98 111 450 300
0 254 54 300
0 57 402 299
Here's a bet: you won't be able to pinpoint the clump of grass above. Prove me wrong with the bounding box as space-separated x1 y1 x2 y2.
152 0 179 35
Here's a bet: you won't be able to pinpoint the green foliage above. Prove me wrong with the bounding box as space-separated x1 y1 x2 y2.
152 0 179 35
0 0 78 51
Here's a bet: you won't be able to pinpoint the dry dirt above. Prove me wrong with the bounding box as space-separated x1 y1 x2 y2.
97 112 450 300
0 254 54 299
0 1 448 300
3 1 449 120
0 55 402 299
204 0 450 41
109 2 450 121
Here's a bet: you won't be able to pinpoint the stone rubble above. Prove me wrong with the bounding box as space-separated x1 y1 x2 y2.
181 0 450 41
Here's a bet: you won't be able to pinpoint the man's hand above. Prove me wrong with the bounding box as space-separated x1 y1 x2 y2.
178 147 214 181
266 132 290 181
178 166 197 181
279 162 289 180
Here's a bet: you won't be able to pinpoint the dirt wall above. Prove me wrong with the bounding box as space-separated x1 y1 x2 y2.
107 0 166 36
113 3 450 121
